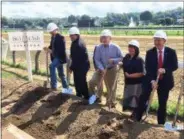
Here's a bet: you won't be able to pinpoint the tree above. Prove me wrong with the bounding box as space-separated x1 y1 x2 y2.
2 16 8 26
165 17 173 25
38 20 45 27
80 14 91 20
24 20 33 27
68 15 76 23
140 11 153 25
158 18 166 25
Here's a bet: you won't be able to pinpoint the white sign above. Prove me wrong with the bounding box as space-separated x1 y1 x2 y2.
8 31 44 51
8 31 44 82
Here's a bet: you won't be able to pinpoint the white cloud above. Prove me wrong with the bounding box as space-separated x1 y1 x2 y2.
2 2 183 18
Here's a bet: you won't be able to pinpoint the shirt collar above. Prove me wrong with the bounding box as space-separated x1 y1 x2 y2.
102 42 112 48
157 46 165 53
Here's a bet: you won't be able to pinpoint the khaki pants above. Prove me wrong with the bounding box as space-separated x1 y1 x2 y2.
104 66 119 105
88 71 103 99
88 66 119 104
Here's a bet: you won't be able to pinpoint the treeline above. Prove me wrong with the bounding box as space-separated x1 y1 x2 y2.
2 7 183 29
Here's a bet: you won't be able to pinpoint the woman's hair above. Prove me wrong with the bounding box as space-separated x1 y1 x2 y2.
128 45 140 58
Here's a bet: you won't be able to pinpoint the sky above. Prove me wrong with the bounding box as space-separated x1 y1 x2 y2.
2 2 183 18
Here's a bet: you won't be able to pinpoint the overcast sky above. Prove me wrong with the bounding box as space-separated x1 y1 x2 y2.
2 2 183 18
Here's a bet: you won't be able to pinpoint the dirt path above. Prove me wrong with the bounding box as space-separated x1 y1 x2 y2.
1 77 184 139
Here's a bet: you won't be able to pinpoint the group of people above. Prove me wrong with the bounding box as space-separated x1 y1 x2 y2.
44 22 178 125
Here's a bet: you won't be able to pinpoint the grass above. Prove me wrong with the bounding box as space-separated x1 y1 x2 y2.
2 70 29 80
2 60 48 77
1 60 184 118
2 29 183 36
50 30 183 36
2 70 15 78
151 100 184 119
76 30 183 36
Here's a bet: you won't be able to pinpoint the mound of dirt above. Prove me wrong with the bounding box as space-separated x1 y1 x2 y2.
2 79 184 139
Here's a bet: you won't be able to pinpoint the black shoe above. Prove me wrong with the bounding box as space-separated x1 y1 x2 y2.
79 99 89 105
48 88 57 91
95 97 102 103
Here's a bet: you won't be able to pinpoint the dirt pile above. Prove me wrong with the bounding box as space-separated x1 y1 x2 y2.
2 79 184 139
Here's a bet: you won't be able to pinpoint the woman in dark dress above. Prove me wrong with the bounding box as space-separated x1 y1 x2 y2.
122 40 145 117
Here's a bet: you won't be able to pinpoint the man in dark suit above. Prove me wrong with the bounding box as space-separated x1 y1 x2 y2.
135 30 178 124
44 23 72 94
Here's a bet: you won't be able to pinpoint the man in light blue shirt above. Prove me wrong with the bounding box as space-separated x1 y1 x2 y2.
89 29 123 107
94 42 123 71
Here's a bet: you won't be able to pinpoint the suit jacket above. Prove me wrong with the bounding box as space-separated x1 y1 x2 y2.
144 46 178 90
70 37 90 71
49 33 67 64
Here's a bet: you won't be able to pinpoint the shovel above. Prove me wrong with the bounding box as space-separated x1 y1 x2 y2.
142 73 160 122
164 77 184 131
43 51 50 88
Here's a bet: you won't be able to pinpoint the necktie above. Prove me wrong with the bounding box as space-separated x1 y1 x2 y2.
158 50 163 79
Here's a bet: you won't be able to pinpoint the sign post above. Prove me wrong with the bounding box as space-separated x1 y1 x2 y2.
23 31 33 82
8 31 44 82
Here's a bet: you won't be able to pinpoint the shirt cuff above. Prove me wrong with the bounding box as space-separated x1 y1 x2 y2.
113 58 122 65
97 65 104 70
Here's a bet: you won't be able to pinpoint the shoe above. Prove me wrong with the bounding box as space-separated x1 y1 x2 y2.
106 102 116 109
49 88 57 91
80 99 89 105
95 97 102 103
111 103 117 108
62 88 67 93
66 88 73 94
89 95 97 104
62 88 73 94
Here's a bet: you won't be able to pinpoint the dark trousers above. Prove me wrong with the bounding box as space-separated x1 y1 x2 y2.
136 81 170 124
73 69 89 100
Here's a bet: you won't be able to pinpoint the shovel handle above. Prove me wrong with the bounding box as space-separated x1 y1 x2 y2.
172 77 184 127
46 52 49 82
142 74 160 122
147 74 160 108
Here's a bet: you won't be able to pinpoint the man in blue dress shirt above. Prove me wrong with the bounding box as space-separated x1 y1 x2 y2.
88 29 123 107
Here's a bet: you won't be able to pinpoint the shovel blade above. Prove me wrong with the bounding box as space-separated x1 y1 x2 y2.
164 122 184 131
89 95 97 105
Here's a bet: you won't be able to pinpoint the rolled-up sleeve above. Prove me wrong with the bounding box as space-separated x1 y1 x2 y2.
112 46 123 64
94 47 104 70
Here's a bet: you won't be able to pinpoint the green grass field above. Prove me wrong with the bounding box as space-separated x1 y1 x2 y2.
2 29 183 36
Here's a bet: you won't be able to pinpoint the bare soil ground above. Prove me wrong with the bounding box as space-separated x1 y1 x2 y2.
2 78 184 139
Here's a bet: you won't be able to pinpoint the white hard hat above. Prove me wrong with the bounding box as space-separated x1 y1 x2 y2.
128 40 140 48
153 30 167 40
68 27 80 35
100 29 112 37
47 22 58 32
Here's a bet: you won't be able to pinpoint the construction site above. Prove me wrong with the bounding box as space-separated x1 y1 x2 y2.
1 1 184 139
1 34 184 139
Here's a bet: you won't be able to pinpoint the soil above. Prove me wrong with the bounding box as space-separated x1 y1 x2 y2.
2 78 184 139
